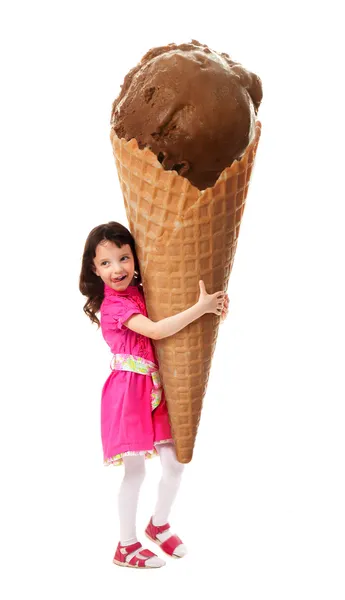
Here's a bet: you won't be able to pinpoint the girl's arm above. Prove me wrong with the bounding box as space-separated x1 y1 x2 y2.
124 280 226 340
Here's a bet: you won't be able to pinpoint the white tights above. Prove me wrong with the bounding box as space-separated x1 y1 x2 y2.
118 443 184 545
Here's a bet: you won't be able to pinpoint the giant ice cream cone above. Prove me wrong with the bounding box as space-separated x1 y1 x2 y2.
110 121 261 463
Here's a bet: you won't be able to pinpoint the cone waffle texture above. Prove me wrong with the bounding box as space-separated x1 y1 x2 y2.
110 121 261 463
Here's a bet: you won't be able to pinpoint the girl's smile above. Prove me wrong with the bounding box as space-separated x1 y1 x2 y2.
112 275 127 282
93 240 136 290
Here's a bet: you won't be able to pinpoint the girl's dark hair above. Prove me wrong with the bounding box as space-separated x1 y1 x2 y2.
79 221 142 328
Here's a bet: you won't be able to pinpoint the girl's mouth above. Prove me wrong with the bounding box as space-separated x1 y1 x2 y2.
113 275 127 282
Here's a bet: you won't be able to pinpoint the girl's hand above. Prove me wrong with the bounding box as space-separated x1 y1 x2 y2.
220 293 230 323
197 280 226 316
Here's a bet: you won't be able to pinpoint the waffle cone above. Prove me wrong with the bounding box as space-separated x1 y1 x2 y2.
110 122 261 463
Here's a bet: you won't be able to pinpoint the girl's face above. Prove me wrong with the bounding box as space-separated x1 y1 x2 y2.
93 240 136 291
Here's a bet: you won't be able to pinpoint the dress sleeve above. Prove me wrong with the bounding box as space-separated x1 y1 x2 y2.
101 296 141 331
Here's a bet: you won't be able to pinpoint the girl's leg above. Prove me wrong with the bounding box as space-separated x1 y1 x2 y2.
152 443 187 557
118 454 165 567
119 455 146 545
153 443 185 525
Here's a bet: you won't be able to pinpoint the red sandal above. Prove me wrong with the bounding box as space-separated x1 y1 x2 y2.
145 518 187 558
113 540 165 568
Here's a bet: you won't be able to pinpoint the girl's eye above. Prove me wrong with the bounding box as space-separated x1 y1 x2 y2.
101 257 129 266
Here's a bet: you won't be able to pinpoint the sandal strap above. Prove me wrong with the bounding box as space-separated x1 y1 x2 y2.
160 534 183 556
114 541 143 564
122 541 142 555
151 521 171 534
128 548 156 567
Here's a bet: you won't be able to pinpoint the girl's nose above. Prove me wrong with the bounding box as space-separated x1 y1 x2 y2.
114 265 125 274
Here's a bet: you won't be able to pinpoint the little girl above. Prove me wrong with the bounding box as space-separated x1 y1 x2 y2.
79 221 229 569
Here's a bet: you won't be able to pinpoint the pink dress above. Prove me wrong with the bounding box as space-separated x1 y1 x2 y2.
100 283 173 466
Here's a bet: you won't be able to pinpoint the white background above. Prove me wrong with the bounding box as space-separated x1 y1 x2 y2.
1 1 344 598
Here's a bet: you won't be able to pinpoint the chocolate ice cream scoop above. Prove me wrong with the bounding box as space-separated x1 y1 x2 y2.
111 40 262 190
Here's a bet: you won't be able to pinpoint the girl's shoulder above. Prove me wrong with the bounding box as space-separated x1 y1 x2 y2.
101 285 146 314
100 285 147 333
